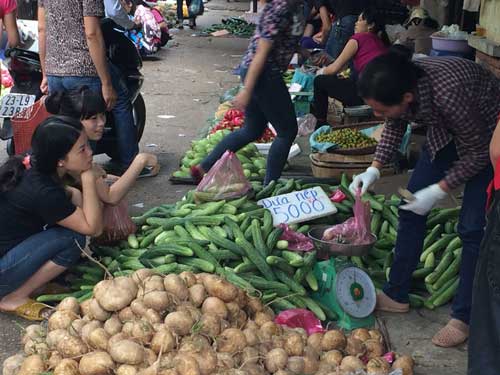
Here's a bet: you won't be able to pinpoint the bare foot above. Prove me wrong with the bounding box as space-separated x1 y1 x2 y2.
0 295 31 312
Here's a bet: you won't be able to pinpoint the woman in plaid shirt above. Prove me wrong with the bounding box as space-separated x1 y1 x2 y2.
352 50 500 348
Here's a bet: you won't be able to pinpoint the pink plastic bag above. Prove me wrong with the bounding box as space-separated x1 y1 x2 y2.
275 308 325 335
322 192 372 245
95 200 137 245
278 224 314 252
330 189 347 203
195 150 251 202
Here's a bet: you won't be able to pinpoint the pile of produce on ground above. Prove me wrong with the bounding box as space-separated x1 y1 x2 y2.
334 174 463 310
203 17 256 38
171 130 268 180
37 180 342 320
208 109 276 144
6 270 415 375
315 128 378 149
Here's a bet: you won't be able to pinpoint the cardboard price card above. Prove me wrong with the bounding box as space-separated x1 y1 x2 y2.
257 187 337 226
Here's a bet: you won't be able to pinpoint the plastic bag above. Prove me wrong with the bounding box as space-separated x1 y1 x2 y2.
278 224 314 252
330 189 347 203
95 200 137 245
309 125 338 153
195 150 251 202
274 308 325 335
322 192 372 245
189 0 204 17
297 113 317 136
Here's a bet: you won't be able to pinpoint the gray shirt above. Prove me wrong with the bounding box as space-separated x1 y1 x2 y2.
104 0 135 29
39 0 104 77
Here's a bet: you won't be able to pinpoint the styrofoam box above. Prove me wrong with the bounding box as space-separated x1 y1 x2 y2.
254 142 301 159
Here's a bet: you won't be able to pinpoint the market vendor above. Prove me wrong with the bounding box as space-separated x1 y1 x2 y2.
0 117 102 321
45 87 160 204
468 114 500 375
312 8 389 126
351 51 500 347
190 0 305 185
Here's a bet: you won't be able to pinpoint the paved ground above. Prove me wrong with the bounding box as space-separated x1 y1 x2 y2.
0 2 467 373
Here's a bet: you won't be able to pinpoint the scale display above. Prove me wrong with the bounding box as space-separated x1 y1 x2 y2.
336 266 376 318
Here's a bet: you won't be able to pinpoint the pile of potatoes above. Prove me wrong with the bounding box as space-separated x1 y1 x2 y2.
3 270 415 375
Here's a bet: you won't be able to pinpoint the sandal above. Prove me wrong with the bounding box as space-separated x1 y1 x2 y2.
137 164 161 179
3 299 52 321
375 291 410 313
432 319 469 347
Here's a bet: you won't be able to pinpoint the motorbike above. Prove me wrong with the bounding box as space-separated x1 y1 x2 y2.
0 18 146 157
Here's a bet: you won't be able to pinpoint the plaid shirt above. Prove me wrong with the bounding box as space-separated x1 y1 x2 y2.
374 57 500 189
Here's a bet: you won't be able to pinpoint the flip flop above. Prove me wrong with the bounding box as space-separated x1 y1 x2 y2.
137 164 161 179
432 319 469 347
3 299 52 321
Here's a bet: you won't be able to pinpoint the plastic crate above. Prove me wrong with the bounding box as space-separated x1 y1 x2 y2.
12 98 51 155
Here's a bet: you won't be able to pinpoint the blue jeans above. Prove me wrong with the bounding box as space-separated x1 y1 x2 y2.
325 15 357 60
47 64 138 166
0 227 85 296
201 66 297 185
384 142 492 324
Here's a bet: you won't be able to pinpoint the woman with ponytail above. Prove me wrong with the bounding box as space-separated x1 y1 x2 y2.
312 8 389 126
0 117 102 320
46 86 159 205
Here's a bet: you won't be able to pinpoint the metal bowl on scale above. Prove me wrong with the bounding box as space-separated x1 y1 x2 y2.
308 226 376 258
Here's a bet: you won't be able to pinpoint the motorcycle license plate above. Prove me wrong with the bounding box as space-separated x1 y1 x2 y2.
0 94 36 118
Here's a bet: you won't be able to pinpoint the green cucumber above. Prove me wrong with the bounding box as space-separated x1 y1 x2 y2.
425 251 454 284
423 224 442 249
127 234 139 249
281 251 304 267
432 250 462 291
420 234 457 262
178 257 215 273
235 237 276 280
432 276 460 307
266 227 284 250
251 219 269 257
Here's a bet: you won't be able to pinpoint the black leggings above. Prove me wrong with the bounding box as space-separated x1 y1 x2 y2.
312 74 363 121
201 66 297 185
177 0 192 20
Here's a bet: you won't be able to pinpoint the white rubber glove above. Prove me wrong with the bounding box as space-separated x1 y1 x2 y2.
400 184 448 216
349 167 380 195
316 67 325 76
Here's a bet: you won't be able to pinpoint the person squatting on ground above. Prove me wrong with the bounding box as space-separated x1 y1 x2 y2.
45 87 160 204
0 117 103 321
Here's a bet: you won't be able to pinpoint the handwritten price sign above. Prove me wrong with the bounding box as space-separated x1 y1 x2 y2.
257 187 337 226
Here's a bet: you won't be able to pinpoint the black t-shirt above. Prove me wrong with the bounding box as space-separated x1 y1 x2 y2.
0 168 76 256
